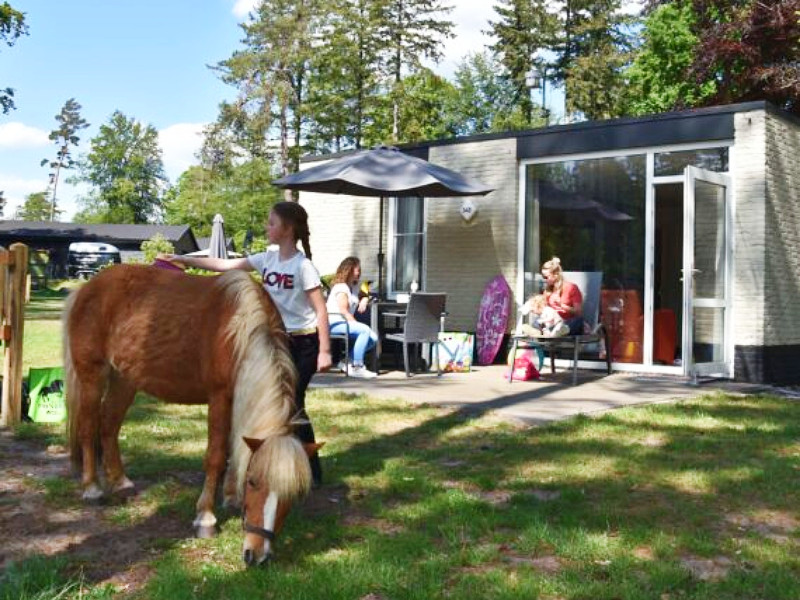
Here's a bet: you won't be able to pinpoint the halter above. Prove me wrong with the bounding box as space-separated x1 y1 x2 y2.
241 451 277 542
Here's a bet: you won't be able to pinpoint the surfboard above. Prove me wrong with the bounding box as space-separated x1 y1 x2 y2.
476 275 512 366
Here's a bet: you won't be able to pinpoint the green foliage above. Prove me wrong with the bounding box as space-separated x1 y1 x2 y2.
74 110 168 224
15 191 57 221
624 3 716 115
0 1 27 113
449 51 534 134
140 233 174 263
162 158 278 240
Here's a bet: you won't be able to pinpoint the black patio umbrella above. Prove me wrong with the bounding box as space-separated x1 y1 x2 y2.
273 145 493 296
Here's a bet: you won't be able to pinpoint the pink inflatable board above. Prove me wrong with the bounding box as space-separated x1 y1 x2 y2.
476 275 512 366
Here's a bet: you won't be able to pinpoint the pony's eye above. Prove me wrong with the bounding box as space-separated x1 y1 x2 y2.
247 478 258 488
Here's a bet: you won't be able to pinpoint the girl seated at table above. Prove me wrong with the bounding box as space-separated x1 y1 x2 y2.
326 256 379 379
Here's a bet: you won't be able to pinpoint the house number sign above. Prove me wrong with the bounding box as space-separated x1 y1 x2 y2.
460 198 477 222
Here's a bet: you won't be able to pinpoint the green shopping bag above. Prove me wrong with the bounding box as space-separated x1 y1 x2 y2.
27 367 67 423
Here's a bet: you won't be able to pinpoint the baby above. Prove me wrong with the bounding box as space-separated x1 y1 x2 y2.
520 294 570 337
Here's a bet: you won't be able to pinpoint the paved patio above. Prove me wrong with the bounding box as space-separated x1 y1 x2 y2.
310 365 771 426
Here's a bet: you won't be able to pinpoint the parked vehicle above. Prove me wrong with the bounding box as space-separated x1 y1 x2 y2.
67 242 121 279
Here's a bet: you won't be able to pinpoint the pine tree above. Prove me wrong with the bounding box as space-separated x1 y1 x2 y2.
40 98 89 221
487 0 555 125
374 0 454 141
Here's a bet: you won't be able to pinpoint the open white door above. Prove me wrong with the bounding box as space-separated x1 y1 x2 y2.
682 166 732 378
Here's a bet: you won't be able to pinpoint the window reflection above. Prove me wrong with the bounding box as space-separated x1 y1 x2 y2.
525 156 646 363
654 147 728 176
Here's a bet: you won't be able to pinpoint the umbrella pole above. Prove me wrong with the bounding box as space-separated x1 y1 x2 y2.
378 196 385 299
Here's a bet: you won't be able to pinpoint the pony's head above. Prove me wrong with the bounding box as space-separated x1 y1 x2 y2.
240 435 322 566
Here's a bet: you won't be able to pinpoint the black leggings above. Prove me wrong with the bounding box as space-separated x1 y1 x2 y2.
289 332 322 483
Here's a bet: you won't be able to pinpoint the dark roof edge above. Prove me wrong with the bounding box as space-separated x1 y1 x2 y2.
300 101 780 163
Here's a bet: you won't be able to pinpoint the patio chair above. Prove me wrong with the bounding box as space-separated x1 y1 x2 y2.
509 271 611 385
383 293 447 377
328 313 350 376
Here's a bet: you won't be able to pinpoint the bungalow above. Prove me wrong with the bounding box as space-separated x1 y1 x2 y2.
300 101 800 385
0 221 200 277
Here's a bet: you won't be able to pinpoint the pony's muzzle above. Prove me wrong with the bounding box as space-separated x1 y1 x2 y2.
243 548 273 567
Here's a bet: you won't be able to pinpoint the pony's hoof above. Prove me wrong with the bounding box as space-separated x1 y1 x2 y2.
112 485 136 500
195 525 217 539
82 485 106 504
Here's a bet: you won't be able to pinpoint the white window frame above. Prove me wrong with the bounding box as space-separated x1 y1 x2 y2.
386 196 427 299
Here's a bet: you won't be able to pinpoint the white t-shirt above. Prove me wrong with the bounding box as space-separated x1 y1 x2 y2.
326 282 357 325
248 249 321 332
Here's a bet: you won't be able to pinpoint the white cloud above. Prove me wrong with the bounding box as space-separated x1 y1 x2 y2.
0 122 50 149
232 0 258 19
158 122 206 182
0 173 49 218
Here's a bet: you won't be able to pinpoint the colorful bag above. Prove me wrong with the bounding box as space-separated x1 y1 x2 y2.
437 332 474 373
27 367 67 423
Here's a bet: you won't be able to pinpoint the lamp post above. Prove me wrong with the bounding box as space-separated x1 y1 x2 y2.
525 64 550 125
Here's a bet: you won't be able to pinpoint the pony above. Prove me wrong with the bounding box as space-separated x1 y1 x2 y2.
63 264 318 566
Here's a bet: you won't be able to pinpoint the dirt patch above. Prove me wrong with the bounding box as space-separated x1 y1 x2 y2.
0 429 191 594
679 554 733 581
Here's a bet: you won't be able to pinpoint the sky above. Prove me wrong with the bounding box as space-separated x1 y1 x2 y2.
0 0 581 222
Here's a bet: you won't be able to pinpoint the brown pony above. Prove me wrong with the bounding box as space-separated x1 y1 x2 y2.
63 264 316 566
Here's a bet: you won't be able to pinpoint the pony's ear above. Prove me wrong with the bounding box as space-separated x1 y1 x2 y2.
303 442 324 457
243 437 264 452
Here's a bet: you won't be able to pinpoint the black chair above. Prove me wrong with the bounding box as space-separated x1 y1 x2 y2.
509 271 611 385
383 293 447 377
327 313 350 376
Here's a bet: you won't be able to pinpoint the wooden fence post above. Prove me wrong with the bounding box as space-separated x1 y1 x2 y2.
1 243 28 426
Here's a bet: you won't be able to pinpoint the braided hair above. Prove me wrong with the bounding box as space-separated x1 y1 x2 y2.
272 201 312 259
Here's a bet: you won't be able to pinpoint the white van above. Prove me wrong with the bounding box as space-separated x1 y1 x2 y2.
67 242 121 279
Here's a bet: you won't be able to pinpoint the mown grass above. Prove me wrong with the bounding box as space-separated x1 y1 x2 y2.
1 291 798 599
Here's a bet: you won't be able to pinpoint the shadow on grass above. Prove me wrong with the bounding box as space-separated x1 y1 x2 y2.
9 389 797 599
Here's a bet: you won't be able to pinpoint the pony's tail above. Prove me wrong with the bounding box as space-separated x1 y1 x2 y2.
62 290 82 471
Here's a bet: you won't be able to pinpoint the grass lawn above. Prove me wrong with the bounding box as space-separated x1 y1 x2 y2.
1 290 798 599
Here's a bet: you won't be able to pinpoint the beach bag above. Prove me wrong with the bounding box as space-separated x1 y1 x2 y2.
27 367 67 423
437 332 474 373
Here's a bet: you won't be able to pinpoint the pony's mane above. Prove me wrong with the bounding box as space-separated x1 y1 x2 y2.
217 271 310 500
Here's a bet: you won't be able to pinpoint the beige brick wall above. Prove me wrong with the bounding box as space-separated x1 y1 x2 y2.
732 111 768 346
300 188 382 282
427 139 518 332
300 139 519 332
764 110 800 344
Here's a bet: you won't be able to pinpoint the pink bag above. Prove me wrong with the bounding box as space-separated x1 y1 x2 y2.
507 355 540 381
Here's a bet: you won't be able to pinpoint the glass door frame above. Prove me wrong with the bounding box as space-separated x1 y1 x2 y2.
682 166 733 378
518 140 734 375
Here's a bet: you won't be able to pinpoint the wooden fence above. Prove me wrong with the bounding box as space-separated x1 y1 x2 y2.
0 243 29 426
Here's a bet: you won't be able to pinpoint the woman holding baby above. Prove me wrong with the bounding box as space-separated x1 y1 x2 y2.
527 256 584 336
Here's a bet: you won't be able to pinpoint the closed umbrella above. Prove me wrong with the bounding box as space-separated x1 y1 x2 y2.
273 145 493 296
208 213 228 260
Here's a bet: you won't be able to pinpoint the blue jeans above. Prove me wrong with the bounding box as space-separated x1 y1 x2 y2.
329 320 377 366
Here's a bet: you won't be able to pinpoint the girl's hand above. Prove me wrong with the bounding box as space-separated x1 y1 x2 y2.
317 350 332 372
158 253 186 267
357 297 369 313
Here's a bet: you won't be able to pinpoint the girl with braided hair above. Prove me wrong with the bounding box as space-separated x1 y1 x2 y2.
162 201 330 484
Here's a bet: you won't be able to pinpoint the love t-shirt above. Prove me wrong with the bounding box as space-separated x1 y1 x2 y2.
247 249 321 333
